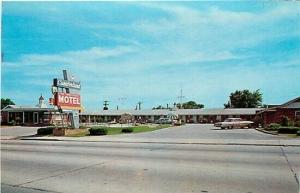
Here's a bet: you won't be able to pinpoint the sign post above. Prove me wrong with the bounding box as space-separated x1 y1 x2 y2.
52 70 81 129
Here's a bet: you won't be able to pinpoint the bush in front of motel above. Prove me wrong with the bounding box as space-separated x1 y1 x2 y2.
89 127 108 135
121 127 133 133
37 126 55 135
8 120 16 126
277 127 300 134
265 123 281 131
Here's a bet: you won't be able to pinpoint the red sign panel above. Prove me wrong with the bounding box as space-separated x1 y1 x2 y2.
54 92 81 108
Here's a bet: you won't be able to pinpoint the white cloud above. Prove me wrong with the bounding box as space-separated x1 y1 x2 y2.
3 2 300 110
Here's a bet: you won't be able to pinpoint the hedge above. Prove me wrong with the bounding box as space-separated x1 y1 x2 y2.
277 127 300 134
89 127 108 135
37 127 55 135
121 128 133 133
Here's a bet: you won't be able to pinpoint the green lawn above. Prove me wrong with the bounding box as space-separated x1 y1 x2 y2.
66 124 172 137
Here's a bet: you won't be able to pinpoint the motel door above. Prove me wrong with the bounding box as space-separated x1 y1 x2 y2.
33 112 39 124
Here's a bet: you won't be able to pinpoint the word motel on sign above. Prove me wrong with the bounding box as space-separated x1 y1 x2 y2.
55 93 81 107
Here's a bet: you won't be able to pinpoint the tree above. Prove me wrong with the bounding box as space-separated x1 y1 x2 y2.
224 89 262 108
152 105 168 110
181 101 204 109
1 98 15 109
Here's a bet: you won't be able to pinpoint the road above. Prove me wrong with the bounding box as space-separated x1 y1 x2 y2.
1 124 300 193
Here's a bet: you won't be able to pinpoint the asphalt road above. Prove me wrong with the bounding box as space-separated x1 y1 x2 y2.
1 139 300 193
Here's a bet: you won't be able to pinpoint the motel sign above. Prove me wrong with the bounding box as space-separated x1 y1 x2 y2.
52 70 81 128
55 93 81 108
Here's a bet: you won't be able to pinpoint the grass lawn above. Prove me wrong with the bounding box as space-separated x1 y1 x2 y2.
65 124 172 137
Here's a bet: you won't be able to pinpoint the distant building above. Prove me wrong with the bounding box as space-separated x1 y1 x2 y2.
80 108 261 124
257 97 300 126
1 95 65 126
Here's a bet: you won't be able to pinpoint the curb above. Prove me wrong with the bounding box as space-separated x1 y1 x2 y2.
18 138 300 147
255 128 278 135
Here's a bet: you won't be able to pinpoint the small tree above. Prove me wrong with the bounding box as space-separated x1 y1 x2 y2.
1 98 15 109
181 101 204 109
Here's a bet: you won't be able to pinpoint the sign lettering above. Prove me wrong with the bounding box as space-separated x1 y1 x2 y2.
54 78 81 90
54 92 81 108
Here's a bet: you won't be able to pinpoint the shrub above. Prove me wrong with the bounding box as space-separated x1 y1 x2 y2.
280 116 290 126
278 127 299 134
121 128 133 133
266 123 280 131
8 120 16 126
37 127 54 135
89 127 108 135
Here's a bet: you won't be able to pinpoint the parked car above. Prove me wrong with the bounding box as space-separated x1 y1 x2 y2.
215 118 254 129
156 118 173 124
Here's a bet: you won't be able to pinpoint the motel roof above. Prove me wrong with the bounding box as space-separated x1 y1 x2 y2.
81 108 262 116
1 105 57 112
256 96 300 114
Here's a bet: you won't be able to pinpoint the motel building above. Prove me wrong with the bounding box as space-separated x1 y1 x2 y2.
80 97 300 125
2 96 299 127
1 95 68 126
257 97 300 126
80 108 262 124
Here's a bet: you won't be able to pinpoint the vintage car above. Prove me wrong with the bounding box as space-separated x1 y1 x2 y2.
214 118 254 129
156 118 173 124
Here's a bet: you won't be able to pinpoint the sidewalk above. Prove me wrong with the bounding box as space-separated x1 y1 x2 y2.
18 135 300 146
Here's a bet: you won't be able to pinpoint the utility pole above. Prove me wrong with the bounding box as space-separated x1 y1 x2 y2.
138 101 142 110
103 100 109 110
177 88 185 108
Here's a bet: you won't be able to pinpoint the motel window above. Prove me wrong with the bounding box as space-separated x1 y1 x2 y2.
296 111 300 119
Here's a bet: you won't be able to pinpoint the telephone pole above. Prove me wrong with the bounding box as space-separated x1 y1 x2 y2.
103 100 109 110
177 89 185 105
138 101 142 110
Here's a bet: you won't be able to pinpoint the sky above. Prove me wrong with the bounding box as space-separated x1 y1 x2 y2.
1 1 300 111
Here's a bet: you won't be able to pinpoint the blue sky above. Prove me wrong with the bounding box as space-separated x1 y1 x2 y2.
1 1 300 111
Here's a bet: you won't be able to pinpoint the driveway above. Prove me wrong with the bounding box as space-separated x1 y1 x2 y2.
114 124 279 140
1 126 39 139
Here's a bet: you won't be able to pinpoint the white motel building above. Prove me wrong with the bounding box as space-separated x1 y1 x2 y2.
1 95 261 126
80 108 261 124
